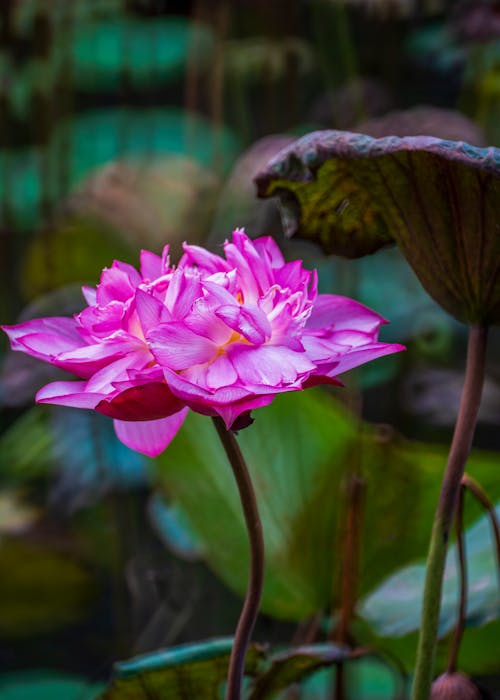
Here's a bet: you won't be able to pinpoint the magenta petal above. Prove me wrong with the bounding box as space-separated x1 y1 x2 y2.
307 295 386 333
180 243 229 274
215 304 271 344
96 382 186 421
113 408 188 457
2 317 82 353
149 323 217 370
36 381 106 408
214 393 275 429
140 249 163 280
135 289 171 334
229 344 315 387
323 342 405 377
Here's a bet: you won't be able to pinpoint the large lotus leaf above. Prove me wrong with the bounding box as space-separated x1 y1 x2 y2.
359 505 500 674
99 638 265 700
255 131 500 324
0 537 94 638
66 156 220 261
153 388 500 621
0 405 147 511
72 19 214 92
0 671 103 700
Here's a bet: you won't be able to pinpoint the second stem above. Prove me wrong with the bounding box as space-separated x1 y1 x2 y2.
410 324 488 700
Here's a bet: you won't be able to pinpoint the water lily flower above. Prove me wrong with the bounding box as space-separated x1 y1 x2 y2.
2 229 403 457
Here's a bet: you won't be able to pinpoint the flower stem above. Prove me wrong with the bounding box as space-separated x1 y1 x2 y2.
410 324 488 700
212 416 265 700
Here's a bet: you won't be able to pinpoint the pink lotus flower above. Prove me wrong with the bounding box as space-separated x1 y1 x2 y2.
2 229 403 456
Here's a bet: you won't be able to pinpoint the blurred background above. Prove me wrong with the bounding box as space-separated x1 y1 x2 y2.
1 0 500 698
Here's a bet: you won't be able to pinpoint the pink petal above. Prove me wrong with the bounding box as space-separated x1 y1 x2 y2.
148 323 217 370
97 381 186 420
113 408 188 457
229 344 315 387
2 317 82 351
253 235 285 267
215 304 271 344
320 342 405 377
180 243 229 274
140 249 163 280
135 289 171 334
307 295 387 334
82 286 97 305
96 266 137 305
164 268 202 318
36 381 106 408
206 354 238 389
214 393 275 429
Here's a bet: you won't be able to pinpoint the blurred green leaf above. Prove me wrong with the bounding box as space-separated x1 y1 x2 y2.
360 504 500 634
0 671 103 700
99 637 264 700
360 505 500 674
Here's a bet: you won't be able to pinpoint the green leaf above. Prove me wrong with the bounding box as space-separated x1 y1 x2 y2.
0 671 103 700
154 388 500 622
99 638 265 700
360 505 500 674
249 644 352 699
154 389 356 620
270 657 405 700
360 504 500 635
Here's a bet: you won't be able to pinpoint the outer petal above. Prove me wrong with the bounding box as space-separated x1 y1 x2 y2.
113 408 188 457
317 342 405 377
96 382 186 421
2 317 83 355
214 393 275 429
36 381 106 408
307 294 387 334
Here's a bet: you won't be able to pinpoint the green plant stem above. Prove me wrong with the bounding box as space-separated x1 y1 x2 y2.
410 324 488 700
446 484 466 673
213 416 265 700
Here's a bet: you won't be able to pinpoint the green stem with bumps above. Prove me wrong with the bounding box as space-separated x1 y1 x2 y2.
411 325 488 700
